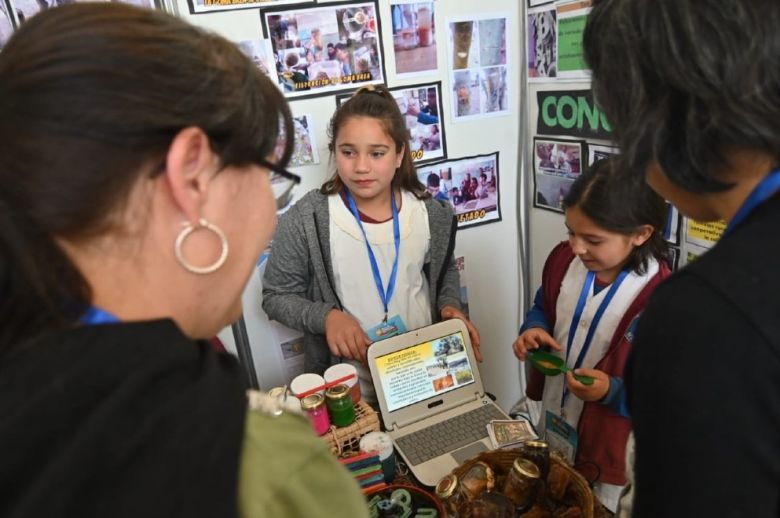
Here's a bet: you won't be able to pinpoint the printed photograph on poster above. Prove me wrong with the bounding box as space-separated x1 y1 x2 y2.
262 1 385 100
533 137 585 213
455 256 469 318
279 336 305 384
1 0 13 50
527 6 557 80
685 219 725 249
390 83 446 163
189 0 312 15
587 143 618 166
391 1 437 77
416 153 501 229
237 38 277 83
556 0 592 80
447 15 510 121
663 203 681 245
336 81 446 164
289 114 320 167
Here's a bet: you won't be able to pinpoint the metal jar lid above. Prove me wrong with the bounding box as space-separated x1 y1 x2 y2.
300 393 325 410
268 386 288 399
525 440 549 450
435 474 459 499
512 457 541 479
325 383 351 400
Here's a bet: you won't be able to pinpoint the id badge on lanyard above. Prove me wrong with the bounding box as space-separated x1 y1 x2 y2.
345 189 405 342
545 410 578 464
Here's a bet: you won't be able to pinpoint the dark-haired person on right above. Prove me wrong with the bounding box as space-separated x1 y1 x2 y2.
584 1 780 516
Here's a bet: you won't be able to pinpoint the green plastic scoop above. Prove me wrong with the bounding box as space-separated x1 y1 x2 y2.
527 350 595 386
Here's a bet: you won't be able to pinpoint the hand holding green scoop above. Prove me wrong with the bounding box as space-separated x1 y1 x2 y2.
526 349 595 386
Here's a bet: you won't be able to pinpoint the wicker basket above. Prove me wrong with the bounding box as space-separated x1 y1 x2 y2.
322 400 380 456
451 448 596 518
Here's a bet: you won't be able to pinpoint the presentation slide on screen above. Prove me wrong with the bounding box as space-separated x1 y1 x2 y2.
375 332 475 412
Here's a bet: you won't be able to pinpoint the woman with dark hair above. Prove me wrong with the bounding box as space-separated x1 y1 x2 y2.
0 4 367 517
513 158 671 512
584 1 780 516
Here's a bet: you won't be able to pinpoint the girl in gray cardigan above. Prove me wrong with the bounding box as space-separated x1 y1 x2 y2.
262 85 480 403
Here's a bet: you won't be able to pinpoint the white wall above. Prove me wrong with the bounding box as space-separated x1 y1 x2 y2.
173 0 527 411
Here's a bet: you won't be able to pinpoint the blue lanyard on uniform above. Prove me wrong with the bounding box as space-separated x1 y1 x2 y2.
723 169 780 237
80 306 120 325
561 268 629 411
345 189 401 322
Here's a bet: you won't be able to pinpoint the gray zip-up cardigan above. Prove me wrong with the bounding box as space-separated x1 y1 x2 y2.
262 189 463 375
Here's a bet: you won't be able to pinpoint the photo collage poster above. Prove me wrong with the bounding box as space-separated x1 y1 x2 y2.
262 1 386 99
1 0 158 50
446 14 510 121
336 81 447 164
390 0 437 77
416 153 501 229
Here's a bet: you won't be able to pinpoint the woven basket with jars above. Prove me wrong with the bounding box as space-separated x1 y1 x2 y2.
322 400 380 456
445 444 602 518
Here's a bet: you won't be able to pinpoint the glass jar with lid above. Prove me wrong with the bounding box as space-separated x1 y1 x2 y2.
325 384 356 427
435 474 468 517
522 440 551 480
300 393 330 436
503 457 541 512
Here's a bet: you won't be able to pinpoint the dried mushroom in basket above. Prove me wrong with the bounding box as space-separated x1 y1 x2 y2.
460 461 495 500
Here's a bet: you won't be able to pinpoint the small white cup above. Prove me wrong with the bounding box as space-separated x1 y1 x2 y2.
360 431 396 483
324 363 361 404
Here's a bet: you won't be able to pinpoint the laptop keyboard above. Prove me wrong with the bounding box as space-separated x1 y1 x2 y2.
395 404 507 466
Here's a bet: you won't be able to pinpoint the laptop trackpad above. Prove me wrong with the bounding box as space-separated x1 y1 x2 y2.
451 441 488 464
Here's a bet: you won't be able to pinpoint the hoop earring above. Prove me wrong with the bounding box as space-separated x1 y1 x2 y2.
174 218 229 275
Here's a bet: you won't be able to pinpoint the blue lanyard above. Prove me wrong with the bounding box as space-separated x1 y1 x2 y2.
344 189 401 321
561 268 629 411
724 169 780 237
80 306 120 325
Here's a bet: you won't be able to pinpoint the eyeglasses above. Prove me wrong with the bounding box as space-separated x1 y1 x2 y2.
258 159 301 210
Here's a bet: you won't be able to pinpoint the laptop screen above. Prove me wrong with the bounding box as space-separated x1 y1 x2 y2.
373 330 476 413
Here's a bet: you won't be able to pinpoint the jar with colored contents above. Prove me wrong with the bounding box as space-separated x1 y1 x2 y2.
325 384 356 427
300 393 330 436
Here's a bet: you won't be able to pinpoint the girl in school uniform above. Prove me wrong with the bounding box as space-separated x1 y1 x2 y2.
513 157 671 512
262 85 479 405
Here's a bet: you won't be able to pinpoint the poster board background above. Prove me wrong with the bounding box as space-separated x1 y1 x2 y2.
167 0 524 411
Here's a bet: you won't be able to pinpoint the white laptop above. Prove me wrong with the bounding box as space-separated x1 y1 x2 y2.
367 319 510 486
